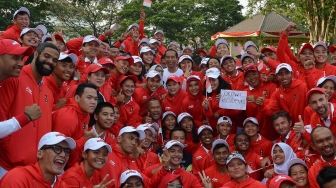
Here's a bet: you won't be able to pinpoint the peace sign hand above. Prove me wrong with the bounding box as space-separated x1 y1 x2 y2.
199 170 213 188
94 174 114 188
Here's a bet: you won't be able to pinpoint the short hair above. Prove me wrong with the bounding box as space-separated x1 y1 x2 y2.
94 102 114 115
75 83 98 97
288 163 308 176
164 49 178 58
234 133 249 144
310 126 333 144
169 127 187 139
146 98 160 109
317 166 336 187
36 42 60 55
213 143 229 154
271 110 291 125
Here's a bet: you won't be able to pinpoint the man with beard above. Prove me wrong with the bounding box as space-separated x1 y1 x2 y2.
0 42 59 178
308 126 336 188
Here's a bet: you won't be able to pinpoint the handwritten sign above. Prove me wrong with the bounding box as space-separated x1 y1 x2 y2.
219 90 247 110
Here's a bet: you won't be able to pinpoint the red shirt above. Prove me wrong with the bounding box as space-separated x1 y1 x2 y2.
308 156 336 188
275 130 307 159
222 71 245 91
43 75 68 111
205 165 231 188
118 97 140 127
135 150 160 173
0 24 21 42
309 103 336 137
192 146 214 178
249 134 274 158
216 134 236 152
0 65 54 171
184 132 201 155
222 176 267 188
161 90 187 115
243 149 263 181
61 162 100 187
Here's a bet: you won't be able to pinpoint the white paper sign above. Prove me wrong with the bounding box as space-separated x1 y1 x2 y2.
219 90 247 110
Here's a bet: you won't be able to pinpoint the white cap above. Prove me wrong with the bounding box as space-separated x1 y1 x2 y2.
59 51 78 64
83 35 100 45
38 132 76 150
127 24 139 31
84 138 112 153
217 116 232 125
20 28 40 37
120 170 143 184
243 117 259 127
140 46 155 55
313 41 328 50
138 38 149 46
200 58 210 67
136 124 156 135
150 122 159 131
13 7 30 19
244 41 258 51
149 38 161 45
178 55 193 64
118 126 145 140
165 140 185 149
316 75 336 87
241 53 255 63
276 63 292 74
206 67 221 78
162 111 176 120
36 25 47 35
177 112 193 124
197 125 213 135
168 42 179 48
132 56 144 65
215 39 229 48
226 153 246 165
182 46 193 52
146 70 162 80
212 139 230 154
186 75 201 82
154 30 164 36
287 158 307 172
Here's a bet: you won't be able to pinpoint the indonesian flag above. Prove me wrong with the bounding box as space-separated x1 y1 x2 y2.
143 0 152 7
206 76 212 93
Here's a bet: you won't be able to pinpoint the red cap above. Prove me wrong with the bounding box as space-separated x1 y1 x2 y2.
261 46 276 53
98 57 115 67
329 45 336 53
269 175 296 188
166 75 181 84
298 43 314 55
0 39 33 56
196 49 208 55
86 64 109 74
307 88 326 101
118 75 138 86
243 65 258 76
114 56 134 66
54 34 65 44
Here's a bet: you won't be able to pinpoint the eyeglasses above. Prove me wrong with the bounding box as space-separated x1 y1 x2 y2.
41 145 72 156
167 183 183 188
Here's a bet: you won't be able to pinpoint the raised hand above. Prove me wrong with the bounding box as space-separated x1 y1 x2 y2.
293 115 305 134
140 7 146 21
255 91 266 106
103 28 114 37
94 174 114 188
304 59 315 70
284 22 297 33
24 104 42 121
183 64 192 77
116 89 125 104
84 124 99 140
202 99 209 111
162 149 171 171
143 112 153 123
199 170 213 188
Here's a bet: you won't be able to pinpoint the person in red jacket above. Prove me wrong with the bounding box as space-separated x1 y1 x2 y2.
0 7 30 42
287 158 310 188
222 153 267 188
140 46 156 72
110 56 134 92
60 138 113 187
214 39 230 59
161 75 187 115
313 41 336 75
92 102 116 145
177 112 200 155
316 166 336 188
216 116 236 150
119 169 145 188
269 175 297 188
153 30 167 56
19 28 40 49
97 126 145 187
193 125 215 179
53 83 99 169
161 111 177 144
0 42 59 177
75 35 101 75
179 55 204 84
220 55 245 91
0 131 75 187
308 126 336 188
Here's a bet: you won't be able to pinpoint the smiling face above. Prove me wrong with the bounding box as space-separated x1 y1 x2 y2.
0 54 25 79
289 164 308 187
213 146 229 166
118 132 139 154
276 68 292 88
94 106 114 130
142 51 154 64
147 100 162 121
53 60 75 81
308 93 328 116
163 114 176 130
216 44 229 58
75 88 98 114
147 76 161 92
165 51 178 68
34 48 59 77
243 122 259 137
180 117 193 133
227 158 247 180
208 58 220 69
182 49 193 57
273 116 292 137
312 128 336 159
84 147 108 170
199 129 214 146
129 62 143 76
221 58 236 73
234 134 249 152
298 48 314 65
188 80 200 96
121 79 136 97
166 80 180 96
153 32 164 42
168 145 183 166
14 13 30 30
20 31 39 47
314 46 328 64
115 60 130 75
263 50 277 60
179 59 193 72
244 71 261 88
320 80 335 101
209 77 219 91
83 41 99 58
217 122 232 137
272 145 285 165
88 70 106 88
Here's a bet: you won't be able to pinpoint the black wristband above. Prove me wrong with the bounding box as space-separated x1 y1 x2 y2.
24 112 33 122
259 53 266 59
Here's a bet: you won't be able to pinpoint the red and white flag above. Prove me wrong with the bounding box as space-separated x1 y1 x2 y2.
205 76 212 93
143 0 152 7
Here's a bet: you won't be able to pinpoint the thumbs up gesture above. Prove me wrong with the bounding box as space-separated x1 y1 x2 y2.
255 91 266 106
116 89 125 104
143 112 153 123
293 115 306 134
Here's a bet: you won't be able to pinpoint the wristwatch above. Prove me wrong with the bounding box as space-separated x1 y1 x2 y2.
259 53 266 59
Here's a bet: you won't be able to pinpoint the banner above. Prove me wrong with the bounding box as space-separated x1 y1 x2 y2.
219 90 247 110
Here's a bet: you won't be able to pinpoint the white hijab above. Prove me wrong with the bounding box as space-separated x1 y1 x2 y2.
271 143 297 175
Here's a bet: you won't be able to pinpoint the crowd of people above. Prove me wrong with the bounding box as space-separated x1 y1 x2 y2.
1 6 336 188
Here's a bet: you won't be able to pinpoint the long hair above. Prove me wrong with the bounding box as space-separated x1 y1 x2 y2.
203 75 231 96
177 118 199 143
162 115 178 140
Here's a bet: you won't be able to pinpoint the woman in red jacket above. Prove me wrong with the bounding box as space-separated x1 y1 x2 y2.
140 46 155 72
177 112 200 155
60 138 113 187
216 116 236 151
161 75 187 115
179 55 204 85
161 111 177 144
130 56 146 87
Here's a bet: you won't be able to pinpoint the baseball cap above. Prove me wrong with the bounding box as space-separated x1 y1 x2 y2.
243 117 259 127
58 50 78 64
168 42 179 49
206 67 221 78
329 45 336 53
54 34 66 44
118 126 145 140
162 111 176 120
178 55 193 64
243 65 258 76
41 35 52 43
220 55 235 66
20 28 40 37
120 170 143 184
140 46 155 55
114 56 134 66
166 75 181 84
261 46 276 54
83 35 100 45
182 46 193 52
276 63 292 74
316 75 336 87
98 57 115 66
150 122 159 131
241 53 255 63
215 39 229 48
84 138 112 153
86 63 109 74
244 41 258 51
226 153 246 165
186 75 201 83
287 158 307 172
118 75 138 86
13 7 30 19
127 23 139 31
36 25 47 35
165 140 185 149
217 116 232 125
197 125 213 135
38 132 76 150
0 39 33 56
298 43 314 55
132 56 144 65
212 139 230 154
307 88 326 101
149 38 161 45
137 124 156 135
199 58 210 67
177 112 193 124
138 38 149 47
313 41 328 50
146 70 162 80
269 175 296 188
154 30 164 36
196 49 208 55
